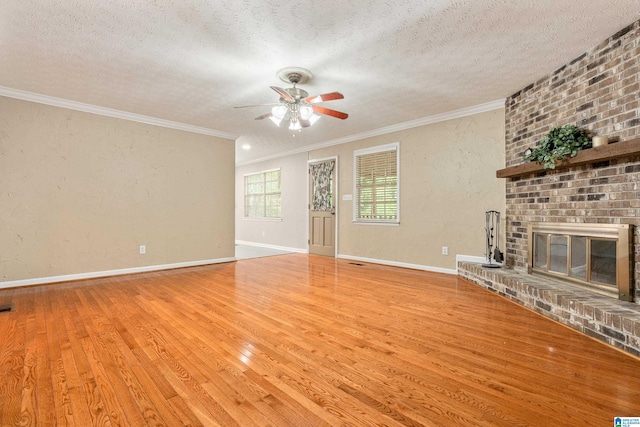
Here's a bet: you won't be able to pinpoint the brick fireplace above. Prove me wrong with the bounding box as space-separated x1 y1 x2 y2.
460 20 640 357
505 20 640 301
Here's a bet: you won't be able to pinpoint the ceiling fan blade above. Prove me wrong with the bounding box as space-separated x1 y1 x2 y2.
312 105 348 120
305 92 344 104
254 112 273 120
270 86 295 101
234 103 279 109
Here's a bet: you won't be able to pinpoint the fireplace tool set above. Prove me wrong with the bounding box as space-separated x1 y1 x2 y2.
483 210 503 268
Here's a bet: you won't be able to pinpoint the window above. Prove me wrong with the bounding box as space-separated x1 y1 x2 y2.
354 142 399 223
244 169 281 219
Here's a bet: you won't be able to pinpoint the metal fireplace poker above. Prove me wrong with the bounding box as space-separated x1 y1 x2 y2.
483 210 503 268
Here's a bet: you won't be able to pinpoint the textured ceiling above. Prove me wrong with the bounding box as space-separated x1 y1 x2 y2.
1 1 639 164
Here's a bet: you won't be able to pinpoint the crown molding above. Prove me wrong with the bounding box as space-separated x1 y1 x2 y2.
321 99 506 148
236 141 318 166
236 99 505 166
0 86 238 140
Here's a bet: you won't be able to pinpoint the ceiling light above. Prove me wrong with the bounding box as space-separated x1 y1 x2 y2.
299 105 313 120
235 67 348 131
307 114 321 126
269 116 283 126
272 105 287 120
289 119 302 131
269 105 287 126
241 143 251 150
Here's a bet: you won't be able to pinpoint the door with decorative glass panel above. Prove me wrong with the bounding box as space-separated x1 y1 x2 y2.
309 159 336 257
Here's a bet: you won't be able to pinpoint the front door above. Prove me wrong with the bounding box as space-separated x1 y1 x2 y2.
309 160 336 257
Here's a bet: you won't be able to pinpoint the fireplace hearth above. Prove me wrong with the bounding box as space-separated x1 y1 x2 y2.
528 222 633 301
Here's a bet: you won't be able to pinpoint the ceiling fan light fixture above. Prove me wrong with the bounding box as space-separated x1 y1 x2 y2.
269 105 288 126
289 120 302 131
239 67 348 131
299 105 314 120
269 115 283 126
271 105 287 120
308 113 321 126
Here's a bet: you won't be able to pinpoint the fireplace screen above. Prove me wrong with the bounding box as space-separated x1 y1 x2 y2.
528 223 633 301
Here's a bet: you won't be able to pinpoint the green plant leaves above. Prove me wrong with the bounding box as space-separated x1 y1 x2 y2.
522 124 592 169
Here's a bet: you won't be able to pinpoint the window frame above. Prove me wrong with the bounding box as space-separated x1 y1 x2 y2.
353 142 400 225
243 168 282 220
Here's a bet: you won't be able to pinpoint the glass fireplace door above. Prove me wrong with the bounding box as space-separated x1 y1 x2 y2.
528 222 632 301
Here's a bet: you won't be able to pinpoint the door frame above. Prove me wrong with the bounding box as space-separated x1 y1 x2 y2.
307 156 339 257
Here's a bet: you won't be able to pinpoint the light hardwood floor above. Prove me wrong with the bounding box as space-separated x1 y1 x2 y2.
1 254 640 426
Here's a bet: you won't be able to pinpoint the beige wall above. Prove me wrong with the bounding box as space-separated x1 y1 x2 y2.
0 96 235 282
235 151 308 251
309 108 506 270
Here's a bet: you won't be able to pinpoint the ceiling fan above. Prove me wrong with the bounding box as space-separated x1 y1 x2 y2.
235 67 348 130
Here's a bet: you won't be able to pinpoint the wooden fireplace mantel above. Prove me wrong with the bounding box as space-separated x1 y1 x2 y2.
496 137 640 178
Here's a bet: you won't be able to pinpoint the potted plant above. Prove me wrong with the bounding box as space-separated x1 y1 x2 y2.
523 124 592 169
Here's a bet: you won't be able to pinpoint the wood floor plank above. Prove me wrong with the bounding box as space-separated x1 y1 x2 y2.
53 289 104 427
19 296 39 427
1 254 640 425
42 291 75 427
33 288 57 426
79 287 174 426
111 288 237 426
169 268 513 426
0 304 19 424
1 290 28 427
84 278 195 426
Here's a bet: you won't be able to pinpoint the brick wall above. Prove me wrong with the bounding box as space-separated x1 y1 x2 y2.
504 20 640 302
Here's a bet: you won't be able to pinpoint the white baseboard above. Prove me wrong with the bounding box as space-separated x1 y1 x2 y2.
235 240 308 254
337 254 457 275
0 257 236 290
455 254 503 271
0 253 501 289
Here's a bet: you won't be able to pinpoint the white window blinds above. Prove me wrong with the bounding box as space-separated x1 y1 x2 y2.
354 143 399 223
244 169 282 218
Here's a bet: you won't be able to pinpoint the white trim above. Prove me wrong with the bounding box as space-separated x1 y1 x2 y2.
0 257 236 290
455 254 487 265
307 156 339 257
352 221 400 226
337 254 457 275
0 86 238 140
236 99 505 166
307 155 337 164
235 240 307 253
353 142 399 157
243 167 281 177
455 254 502 272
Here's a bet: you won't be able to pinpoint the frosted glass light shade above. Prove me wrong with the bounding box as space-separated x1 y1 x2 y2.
272 105 287 119
299 105 313 120
269 116 282 126
308 113 320 125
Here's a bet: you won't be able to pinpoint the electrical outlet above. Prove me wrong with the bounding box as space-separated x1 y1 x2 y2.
442 246 448 255
139 245 146 254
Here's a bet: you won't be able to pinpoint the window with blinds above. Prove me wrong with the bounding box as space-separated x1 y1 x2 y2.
353 143 399 223
244 169 282 219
